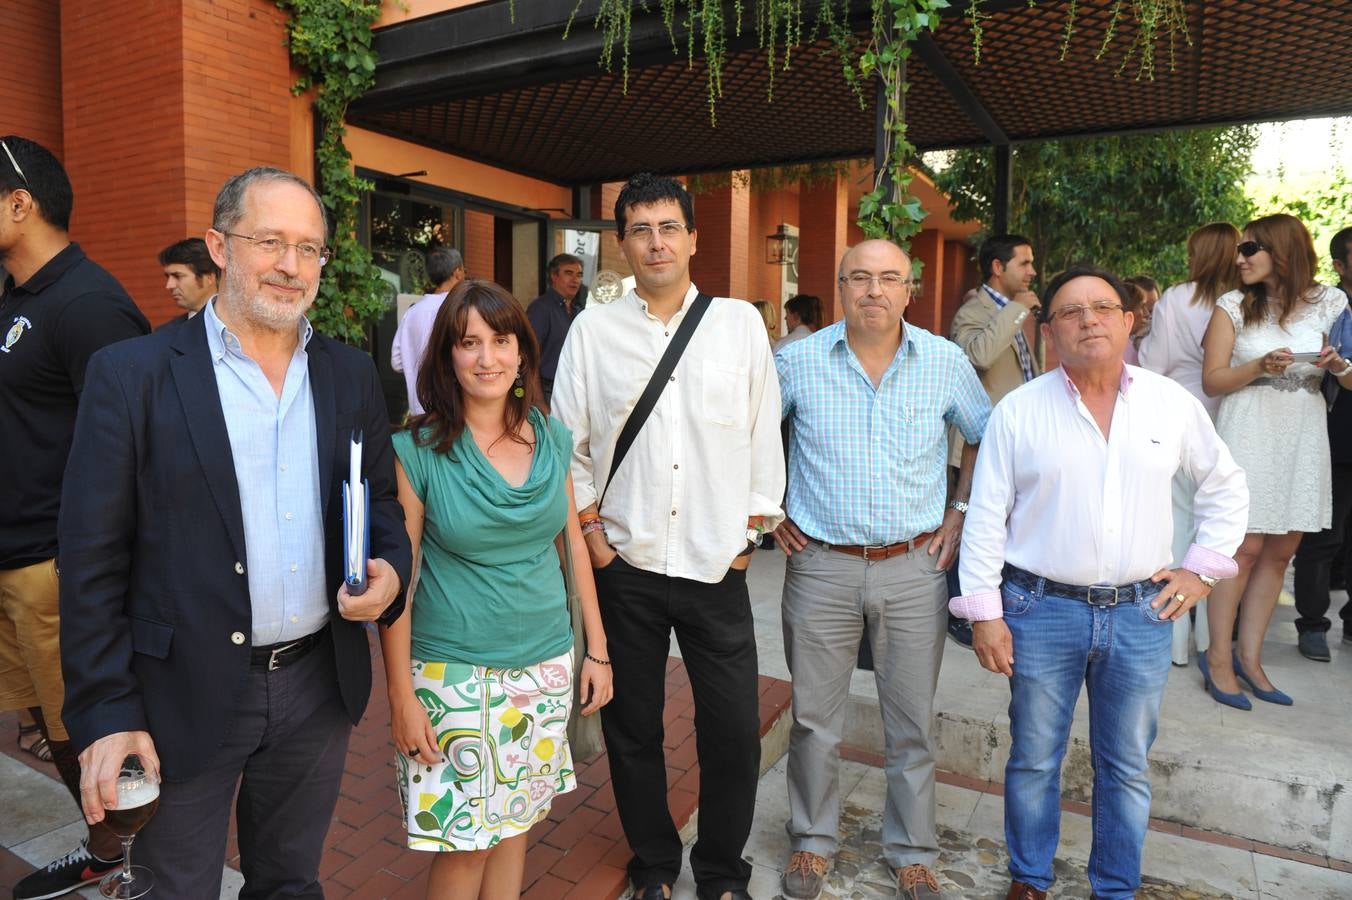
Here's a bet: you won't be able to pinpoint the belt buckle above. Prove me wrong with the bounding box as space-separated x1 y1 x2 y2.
861 545 885 561
1086 584 1119 608
266 637 303 672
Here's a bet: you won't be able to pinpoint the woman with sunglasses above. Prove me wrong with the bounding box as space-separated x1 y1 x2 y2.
1200 213 1351 709
1139 223 1241 666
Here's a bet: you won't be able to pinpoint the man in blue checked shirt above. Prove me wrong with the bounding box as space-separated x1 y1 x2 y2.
772 239 991 900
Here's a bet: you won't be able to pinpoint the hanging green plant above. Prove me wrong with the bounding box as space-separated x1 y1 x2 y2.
565 0 1195 250
275 0 388 344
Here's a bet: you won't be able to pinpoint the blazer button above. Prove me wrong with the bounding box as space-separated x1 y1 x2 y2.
230 631 245 645
234 561 245 575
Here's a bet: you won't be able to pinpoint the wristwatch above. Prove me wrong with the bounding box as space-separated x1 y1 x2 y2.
948 500 969 514
1192 572 1219 588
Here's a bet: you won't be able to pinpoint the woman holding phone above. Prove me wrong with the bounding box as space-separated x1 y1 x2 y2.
1201 213 1350 709
381 279 612 899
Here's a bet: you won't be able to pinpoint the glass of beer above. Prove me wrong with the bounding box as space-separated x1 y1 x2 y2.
99 754 159 898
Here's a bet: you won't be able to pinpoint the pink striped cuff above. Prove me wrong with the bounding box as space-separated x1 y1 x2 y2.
1181 544 1239 580
949 591 1003 622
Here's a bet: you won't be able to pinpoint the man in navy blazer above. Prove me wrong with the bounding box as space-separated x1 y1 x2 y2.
58 168 411 898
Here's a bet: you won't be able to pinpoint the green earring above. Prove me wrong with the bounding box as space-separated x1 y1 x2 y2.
513 373 525 399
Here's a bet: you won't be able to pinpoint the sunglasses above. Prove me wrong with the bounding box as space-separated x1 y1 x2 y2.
0 139 28 188
1237 240 1267 258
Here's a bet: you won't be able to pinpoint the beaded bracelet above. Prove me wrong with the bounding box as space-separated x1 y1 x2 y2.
581 519 606 536
585 652 611 666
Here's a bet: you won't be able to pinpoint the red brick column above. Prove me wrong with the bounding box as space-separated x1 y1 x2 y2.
3 2 64 156
798 174 847 323
940 239 975 336
59 0 296 326
688 171 750 299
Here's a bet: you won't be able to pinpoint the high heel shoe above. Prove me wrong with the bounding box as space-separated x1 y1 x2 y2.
1232 651 1293 706
1198 653 1251 710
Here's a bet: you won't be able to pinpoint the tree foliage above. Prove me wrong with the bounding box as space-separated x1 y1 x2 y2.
931 127 1256 286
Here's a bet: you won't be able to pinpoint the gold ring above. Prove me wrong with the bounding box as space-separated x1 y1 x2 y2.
1173 592 1186 604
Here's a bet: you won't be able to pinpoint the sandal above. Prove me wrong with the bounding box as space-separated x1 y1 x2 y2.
17 722 53 762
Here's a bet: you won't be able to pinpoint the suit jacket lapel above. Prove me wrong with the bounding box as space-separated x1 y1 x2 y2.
309 338 336 521
169 316 248 564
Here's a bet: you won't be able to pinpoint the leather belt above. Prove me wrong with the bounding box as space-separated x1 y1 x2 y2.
815 529 937 562
1003 564 1155 608
250 625 328 672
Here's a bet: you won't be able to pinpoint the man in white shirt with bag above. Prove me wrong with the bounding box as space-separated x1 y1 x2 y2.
951 265 1248 900
551 172 784 900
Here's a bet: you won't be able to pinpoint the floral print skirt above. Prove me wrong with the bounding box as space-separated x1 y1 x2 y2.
396 651 576 851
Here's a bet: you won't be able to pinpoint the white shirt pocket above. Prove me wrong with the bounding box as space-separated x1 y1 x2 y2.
702 360 750 428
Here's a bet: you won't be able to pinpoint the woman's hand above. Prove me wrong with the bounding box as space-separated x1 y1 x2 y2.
578 656 614 716
390 690 440 762
1258 347 1293 376
1317 345 1348 371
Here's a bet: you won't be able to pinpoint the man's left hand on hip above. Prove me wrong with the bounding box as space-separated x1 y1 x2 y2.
337 557 400 621
927 507 965 571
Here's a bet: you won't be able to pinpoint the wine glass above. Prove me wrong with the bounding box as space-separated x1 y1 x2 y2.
99 754 159 898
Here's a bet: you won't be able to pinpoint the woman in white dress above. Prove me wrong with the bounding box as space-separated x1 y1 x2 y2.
1139 223 1241 666
1201 214 1351 708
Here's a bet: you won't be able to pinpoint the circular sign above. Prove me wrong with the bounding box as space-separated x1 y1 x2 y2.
590 270 626 304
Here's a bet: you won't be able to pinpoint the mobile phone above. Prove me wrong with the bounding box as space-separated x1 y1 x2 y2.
1289 351 1322 363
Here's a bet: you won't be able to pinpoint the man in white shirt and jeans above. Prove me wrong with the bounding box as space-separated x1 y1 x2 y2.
551 173 784 900
951 265 1248 900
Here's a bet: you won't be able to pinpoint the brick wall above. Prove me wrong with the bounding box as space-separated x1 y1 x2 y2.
2 1 63 155
462 209 496 281
688 172 750 299
58 0 296 326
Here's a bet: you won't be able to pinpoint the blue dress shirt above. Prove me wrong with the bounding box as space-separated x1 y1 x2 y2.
203 300 328 644
776 320 991 546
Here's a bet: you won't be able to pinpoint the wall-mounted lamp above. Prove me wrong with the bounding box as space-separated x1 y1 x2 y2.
765 224 798 265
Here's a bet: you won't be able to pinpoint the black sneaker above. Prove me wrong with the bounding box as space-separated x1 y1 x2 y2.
946 617 973 649
1298 630 1331 662
11 840 121 900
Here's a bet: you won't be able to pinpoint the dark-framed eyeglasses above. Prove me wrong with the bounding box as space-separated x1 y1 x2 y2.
624 222 687 242
1045 300 1124 323
1237 240 1267 258
0 140 29 188
222 231 329 266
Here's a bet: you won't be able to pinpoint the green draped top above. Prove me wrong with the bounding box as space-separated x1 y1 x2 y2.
394 408 573 668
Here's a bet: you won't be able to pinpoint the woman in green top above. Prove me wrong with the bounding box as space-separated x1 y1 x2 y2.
381 279 611 899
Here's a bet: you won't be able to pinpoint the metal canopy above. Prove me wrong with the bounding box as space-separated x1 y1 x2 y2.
348 0 1352 188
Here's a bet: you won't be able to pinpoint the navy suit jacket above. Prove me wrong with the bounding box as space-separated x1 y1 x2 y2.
58 313 412 781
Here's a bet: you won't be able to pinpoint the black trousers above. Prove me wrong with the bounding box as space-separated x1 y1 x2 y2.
1294 461 1352 635
136 639 351 899
594 556 760 894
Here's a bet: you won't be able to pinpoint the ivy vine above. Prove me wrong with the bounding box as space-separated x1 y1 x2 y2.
276 0 388 344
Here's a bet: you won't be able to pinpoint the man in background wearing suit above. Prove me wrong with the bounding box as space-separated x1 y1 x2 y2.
945 234 1041 648
59 167 411 898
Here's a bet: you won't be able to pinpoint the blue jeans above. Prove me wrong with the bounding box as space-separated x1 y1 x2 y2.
1001 574 1172 899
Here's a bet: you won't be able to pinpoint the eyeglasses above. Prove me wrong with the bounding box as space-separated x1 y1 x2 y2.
222 232 329 266
839 273 911 293
1046 301 1125 323
624 222 687 242
0 140 29 188
1237 240 1267 258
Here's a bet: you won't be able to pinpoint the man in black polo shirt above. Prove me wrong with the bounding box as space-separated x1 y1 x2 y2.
527 252 585 401
0 135 150 900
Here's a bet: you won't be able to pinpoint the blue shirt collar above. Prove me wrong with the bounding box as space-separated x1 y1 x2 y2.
983 283 1011 307
203 296 314 361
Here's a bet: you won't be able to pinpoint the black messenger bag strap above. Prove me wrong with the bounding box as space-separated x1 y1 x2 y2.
598 292 713 510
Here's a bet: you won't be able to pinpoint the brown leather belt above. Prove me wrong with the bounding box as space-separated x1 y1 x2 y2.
815 529 937 561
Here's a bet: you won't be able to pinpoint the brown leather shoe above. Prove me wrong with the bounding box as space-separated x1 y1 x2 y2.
896 863 942 899
782 850 829 899
1006 882 1047 900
